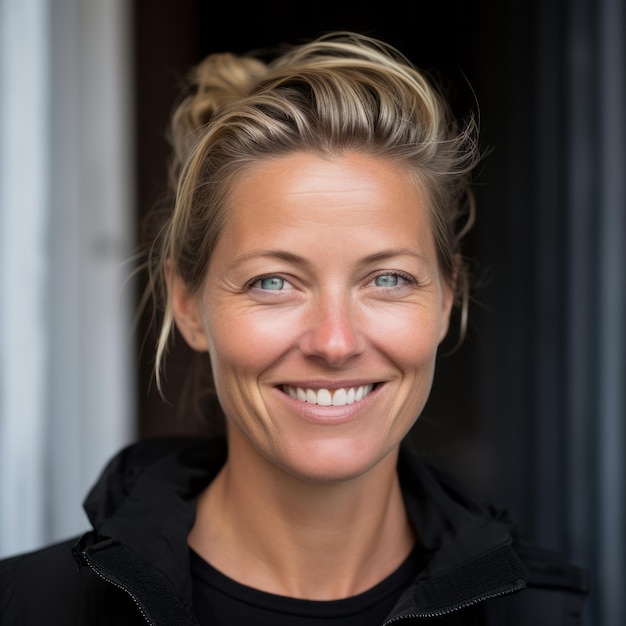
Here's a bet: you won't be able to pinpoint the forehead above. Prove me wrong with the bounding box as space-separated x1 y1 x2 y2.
218 152 435 252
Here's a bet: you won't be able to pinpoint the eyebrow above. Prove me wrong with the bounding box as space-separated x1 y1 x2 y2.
229 247 431 269
360 248 431 265
229 250 310 270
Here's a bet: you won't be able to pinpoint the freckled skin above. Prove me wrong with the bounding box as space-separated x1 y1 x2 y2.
175 151 454 484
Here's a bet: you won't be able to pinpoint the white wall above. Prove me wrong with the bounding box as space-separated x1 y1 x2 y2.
0 0 136 557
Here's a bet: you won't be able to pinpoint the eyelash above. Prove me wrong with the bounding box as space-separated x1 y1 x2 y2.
369 270 418 288
244 274 292 291
243 271 418 292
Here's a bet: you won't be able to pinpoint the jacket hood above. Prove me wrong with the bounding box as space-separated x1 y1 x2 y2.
77 437 529 622
80 438 226 623
392 449 528 617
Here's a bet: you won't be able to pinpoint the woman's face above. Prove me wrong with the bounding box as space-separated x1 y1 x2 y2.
174 152 454 482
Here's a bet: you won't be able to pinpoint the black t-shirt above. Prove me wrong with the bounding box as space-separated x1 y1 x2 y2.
190 546 424 625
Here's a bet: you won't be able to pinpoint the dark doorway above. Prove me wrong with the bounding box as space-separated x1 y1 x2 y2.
133 0 497 472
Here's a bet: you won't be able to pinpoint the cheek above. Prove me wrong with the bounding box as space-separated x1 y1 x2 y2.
206 307 299 378
366 305 444 364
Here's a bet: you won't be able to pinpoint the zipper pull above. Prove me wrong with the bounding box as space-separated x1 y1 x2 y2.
71 543 89 570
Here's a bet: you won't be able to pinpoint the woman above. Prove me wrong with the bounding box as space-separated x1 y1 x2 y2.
0 32 587 624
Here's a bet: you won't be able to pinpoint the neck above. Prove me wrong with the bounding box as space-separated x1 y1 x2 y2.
188 440 415 600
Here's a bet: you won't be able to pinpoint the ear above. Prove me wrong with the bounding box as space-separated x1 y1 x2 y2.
438 255 460 343
438 282 455 343
166 262 210 352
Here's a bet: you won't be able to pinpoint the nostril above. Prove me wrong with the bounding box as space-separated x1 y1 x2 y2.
300 325 365 366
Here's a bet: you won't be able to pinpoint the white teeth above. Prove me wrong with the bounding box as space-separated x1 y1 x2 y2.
332 388 347 406
317 389 332 406
283 384 375 406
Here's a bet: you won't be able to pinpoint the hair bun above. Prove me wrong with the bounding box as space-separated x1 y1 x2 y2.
169 52 268 167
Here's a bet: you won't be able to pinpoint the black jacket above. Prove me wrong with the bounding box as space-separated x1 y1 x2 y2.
0 437 588 625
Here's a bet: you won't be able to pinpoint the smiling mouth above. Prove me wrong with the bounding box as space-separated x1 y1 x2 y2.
281 384 376 407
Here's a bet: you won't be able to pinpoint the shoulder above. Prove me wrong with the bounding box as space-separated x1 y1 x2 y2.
1 437 222 626
1 537 83 624
398 447 589 624
1 537 79 601
481 541 589 624
0 537 142 625
498 539 588 621
437 465 589 623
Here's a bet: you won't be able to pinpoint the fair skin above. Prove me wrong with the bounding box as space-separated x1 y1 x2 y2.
172 151 454 600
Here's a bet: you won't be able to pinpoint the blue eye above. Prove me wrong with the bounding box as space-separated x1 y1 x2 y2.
259 276 285 290
374 274 401 287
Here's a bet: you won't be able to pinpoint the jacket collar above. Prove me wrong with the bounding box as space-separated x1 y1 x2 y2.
75 437 527 623
388 450 528 619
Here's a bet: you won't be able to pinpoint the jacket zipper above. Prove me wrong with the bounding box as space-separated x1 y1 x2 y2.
382 579 526 623
79 549 153 625
78 551 524 626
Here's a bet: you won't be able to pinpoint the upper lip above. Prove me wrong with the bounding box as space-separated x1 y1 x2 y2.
278 380 381 389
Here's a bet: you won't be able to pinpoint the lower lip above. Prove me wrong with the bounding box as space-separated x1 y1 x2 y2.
274 384 383 425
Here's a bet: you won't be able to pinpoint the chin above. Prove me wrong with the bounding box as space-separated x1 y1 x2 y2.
273 438 398 484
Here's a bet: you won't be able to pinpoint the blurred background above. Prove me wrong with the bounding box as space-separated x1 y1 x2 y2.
0 1 624 624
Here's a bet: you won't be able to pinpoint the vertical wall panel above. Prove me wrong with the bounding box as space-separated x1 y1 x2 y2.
0 0 49 556
596 1 626 623
0 0 136 557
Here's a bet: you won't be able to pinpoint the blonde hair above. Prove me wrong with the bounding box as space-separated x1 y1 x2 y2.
147 31 480 390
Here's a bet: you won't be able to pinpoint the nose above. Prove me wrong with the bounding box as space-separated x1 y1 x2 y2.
299 292 365 367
